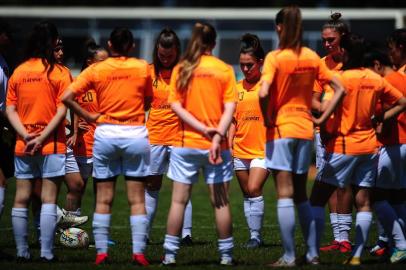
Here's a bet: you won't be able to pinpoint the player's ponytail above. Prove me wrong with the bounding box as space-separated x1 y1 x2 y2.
275 6 303 54
177 22 216 92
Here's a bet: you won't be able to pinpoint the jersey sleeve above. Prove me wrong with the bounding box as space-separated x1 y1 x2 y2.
380 77 404 106
223 67 238 103
68 66 94 97
168 65 181 103
57 68 73 107
260 52 277 84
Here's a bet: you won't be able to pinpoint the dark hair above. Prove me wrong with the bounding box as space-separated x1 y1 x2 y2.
275 6 303 54
340 33 366 70
109 27 134 56
177 22 216 91
153 28 180 77
363 48 392 68
240 33 265 61
23 20 59 77
322 12 350 37
387 28 406 54
81 38 106 71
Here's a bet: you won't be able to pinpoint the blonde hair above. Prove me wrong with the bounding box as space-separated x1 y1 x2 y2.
176 22 216 92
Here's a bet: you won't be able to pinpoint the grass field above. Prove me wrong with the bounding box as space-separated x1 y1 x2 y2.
0 172 405 269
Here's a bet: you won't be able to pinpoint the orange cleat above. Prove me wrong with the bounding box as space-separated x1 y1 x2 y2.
95 253 109 265
320 240 340 252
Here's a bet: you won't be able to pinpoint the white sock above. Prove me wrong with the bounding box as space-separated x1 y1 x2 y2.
352 212 372 258
297 201 318 260
145 190 159 236
330 213 340 242
218 237 234 262
374 201 406 250
277 198 296 263
93 213 111 254
377 219 389 242
130 215 148 254
392 204 406 229
247 196 264 241
40 203 57 260
163 234 180 261
182 200 192 238
0 187 5 217
312 206 325 251
11 208 30 259
337 214 352 242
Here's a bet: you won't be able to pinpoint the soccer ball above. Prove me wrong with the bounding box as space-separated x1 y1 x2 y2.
59 228 90 249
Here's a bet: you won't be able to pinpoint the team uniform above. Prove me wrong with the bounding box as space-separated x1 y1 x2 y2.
145 65 193 240
315 68 405 260
68 56 152 258
163 54 237 262
232 80 267 244
261 47 334 264
7 58 71 260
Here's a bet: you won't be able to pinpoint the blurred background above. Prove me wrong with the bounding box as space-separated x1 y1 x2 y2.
1 1 406 78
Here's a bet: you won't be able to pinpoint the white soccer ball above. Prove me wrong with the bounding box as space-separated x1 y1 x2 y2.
59 228 90 249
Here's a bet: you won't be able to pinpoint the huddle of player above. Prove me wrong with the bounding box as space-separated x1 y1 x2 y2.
1 4 406 267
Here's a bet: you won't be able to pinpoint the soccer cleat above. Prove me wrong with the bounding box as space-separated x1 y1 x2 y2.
267 257 296 267
339 240 352 253
320 240 340 252
40 256 58 263
390 249 406 264
369 240 388 257
245 238 263 249
57 208 88 229
132 253 149 266
95 253 109 265
220 257 233 266
343 256 361 266
161 256 176 266
295 255 320 266
180 235 193 246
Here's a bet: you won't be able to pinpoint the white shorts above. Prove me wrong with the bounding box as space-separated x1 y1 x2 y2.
314 133 326 170
92 125 150 180
65 147 80 174
233 157 266 171
167 147 233 185
149 145 172 175
14 154 66 179
375 144 406 189
266 138 312 174
316 152 378 188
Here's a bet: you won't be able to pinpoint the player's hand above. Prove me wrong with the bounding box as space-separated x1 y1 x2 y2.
209 134 223 165
78 122 90 131
203 127 217 140
66 133 77 147
24 135 43 155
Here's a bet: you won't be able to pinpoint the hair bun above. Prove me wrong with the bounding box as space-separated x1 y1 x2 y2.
330 12 342 21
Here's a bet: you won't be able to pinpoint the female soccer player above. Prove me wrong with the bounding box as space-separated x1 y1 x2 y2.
59 40 108 226
259 6 345 266
145 28 193 244
162 22 237 266
7 21 71 261
62 27 152 266
313 13 353 253
310 33 406 265
228 33 269 249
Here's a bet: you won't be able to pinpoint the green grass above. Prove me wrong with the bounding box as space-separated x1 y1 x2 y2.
0 174 404 269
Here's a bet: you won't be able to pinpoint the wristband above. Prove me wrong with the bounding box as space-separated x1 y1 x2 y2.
214 131 225 139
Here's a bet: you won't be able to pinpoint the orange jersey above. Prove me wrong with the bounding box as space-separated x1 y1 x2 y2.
376 71 406 145
6 58 71 156
68 57 152 126
168 55 238 150
72 89 98 157
261 47 334 141
325 68 403 155
232 80 266 159
146 65 178 145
